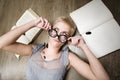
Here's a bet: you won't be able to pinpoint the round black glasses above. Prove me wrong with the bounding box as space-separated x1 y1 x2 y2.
48 28 68 43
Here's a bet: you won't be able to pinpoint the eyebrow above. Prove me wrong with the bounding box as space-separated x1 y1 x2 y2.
61 31 69 35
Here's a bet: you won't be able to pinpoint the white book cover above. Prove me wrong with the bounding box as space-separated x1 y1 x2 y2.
69 0 120 59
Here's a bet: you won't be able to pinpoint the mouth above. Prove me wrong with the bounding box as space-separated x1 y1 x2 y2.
53 38 60 43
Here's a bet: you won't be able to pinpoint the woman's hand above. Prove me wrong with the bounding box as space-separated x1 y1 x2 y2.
34 17 51 30
68 35 110 80
68 35 86 48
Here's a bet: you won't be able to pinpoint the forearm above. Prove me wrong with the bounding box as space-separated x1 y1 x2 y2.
0 21 35 48
80 44 110 80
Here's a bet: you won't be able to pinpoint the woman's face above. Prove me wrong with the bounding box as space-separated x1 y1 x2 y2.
48 21 71 47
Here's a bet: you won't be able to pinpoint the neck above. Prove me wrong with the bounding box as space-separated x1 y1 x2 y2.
46 42 61 54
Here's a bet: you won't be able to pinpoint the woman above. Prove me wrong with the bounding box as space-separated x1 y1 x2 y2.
0 17 110 80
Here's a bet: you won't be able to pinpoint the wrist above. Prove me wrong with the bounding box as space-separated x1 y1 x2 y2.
30 20 37 27
79 44 88 50
25 20 36 29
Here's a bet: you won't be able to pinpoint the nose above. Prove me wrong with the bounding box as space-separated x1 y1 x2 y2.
52 35 59 40
55 35 59 41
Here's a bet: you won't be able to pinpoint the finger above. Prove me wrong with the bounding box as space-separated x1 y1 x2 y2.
73 39 78 45
47 23 52 30
38 17 43 23
68 36 80 45
43 19 48 28
48 23 51 30
44 22 49 30
40 17 44 25
67 37 73 44
36 17 44 28
76 39 80 46
45 23 50 30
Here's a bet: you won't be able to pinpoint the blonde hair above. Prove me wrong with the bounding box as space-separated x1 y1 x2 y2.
53 16 76 36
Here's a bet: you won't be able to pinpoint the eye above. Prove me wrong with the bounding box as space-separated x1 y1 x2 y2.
48 29 57 38
64 32 69 36
60 32 68 37
53 28 59 32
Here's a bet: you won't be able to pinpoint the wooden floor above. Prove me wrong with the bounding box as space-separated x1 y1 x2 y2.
0 0 120 80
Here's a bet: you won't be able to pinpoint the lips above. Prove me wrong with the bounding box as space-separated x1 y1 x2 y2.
53 38 59 42
51 37 60 43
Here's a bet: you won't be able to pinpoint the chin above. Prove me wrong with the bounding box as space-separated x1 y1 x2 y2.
53 41 62 47
49 39 63 47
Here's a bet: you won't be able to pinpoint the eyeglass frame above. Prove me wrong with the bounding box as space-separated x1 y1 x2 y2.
48 28 69 43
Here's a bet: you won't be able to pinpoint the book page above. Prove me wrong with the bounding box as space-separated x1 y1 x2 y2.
25 27 41 42
70 0 113 34
16 8 42 42
16 8 39 26
81 19 120 58
16 35 30 44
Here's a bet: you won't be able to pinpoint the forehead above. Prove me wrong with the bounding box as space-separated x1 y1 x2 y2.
53 21 71 33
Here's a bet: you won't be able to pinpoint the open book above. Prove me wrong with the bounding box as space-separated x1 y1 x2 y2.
11 9 42 59
69 0 120 59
